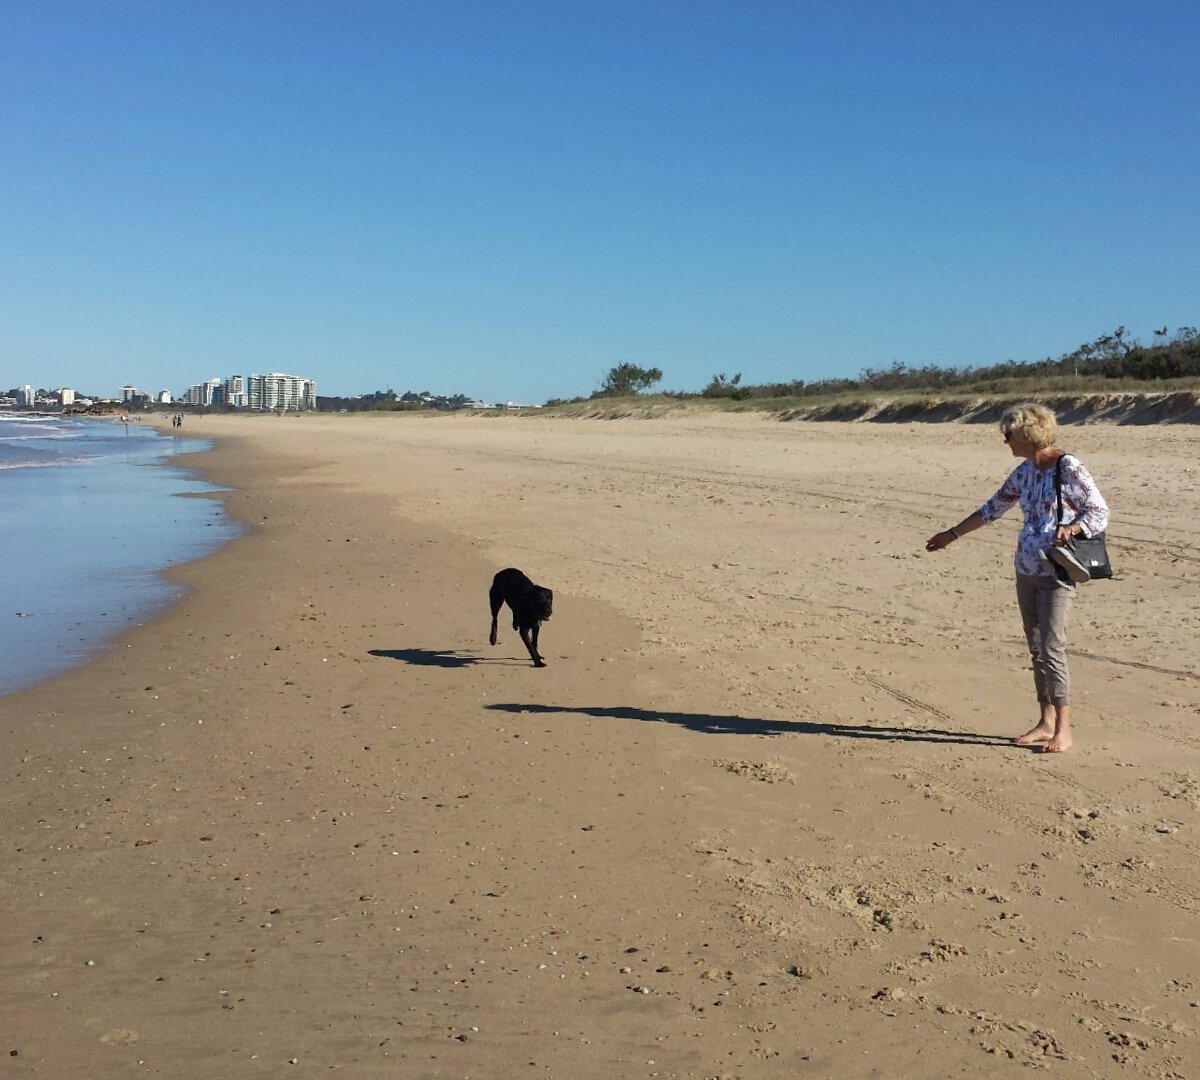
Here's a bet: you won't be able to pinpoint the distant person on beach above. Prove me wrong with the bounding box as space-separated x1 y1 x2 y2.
924 403 1109 753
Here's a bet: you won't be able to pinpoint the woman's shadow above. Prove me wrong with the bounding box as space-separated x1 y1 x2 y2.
485 702 1013 746
367 655 1014 747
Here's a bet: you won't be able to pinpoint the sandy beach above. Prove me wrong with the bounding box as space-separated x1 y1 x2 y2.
4 410 1199 1079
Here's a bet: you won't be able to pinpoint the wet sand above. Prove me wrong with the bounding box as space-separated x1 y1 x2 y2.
3 410 1199 1078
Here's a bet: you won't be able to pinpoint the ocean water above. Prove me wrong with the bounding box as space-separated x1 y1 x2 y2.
0 415 241 697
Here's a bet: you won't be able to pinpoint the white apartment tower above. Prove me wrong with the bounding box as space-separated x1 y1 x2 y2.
183 379 221 406
246 372 316 412
222 374 247 408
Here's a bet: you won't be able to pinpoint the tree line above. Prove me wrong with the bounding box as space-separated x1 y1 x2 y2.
567 325 1200 403
315 389 475 412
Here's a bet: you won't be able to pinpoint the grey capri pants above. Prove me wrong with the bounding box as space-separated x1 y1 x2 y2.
1015 572 1075 707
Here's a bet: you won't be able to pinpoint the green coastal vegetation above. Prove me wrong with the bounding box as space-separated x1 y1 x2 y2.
548 324 1200 413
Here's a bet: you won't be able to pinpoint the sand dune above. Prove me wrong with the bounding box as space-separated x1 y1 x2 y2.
3 410 1198 1078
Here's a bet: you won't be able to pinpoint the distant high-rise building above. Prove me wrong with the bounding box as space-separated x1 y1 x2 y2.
246 372 316 412
222 374 247 408
184 379 221 406
18 385 35 408
158 390 172 404
120 385 137 403
60 388 76 406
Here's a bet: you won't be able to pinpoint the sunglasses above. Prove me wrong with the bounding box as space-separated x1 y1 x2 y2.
1003 431 1013 443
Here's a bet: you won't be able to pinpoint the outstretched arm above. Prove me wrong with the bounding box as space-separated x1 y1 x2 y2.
926 510 985 552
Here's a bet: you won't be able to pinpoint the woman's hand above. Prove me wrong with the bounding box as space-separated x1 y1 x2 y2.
925 530 956 552
1053 524 1080 547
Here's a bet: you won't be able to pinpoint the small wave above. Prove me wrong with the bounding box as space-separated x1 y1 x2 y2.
0 415 84 438
0 430 86 442
0 456 92 471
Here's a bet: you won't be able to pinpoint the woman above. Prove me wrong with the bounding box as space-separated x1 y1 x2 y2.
925 403 1109 753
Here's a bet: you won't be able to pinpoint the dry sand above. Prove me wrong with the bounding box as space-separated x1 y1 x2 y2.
3 410 1199 1079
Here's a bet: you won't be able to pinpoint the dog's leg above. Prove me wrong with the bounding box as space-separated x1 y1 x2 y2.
489 585 503 646
519 624 546 668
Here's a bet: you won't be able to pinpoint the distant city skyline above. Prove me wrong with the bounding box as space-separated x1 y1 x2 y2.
5 371 492 407
5 369 317 411
2 3 1197 404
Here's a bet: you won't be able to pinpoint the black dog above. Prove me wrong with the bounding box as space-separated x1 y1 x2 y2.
489 568 553 668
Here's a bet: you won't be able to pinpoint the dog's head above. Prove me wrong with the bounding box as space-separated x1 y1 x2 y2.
532 586 553 622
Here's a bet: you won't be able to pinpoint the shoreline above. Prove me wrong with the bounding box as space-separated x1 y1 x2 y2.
0 419 239 699
4 411 1199 1077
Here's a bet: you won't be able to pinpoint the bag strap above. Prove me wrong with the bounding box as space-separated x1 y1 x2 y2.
1054 455 1064 526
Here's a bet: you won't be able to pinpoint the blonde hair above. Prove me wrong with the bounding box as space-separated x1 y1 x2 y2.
999 402 1058 449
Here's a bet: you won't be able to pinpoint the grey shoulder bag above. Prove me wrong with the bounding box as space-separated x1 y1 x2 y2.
1055 455 1113 580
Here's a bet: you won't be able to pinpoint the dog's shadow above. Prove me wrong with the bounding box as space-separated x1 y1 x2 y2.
485 702 1012 746
369 648 528 669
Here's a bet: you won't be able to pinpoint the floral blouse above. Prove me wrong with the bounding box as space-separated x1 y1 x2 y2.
978 453 1109 577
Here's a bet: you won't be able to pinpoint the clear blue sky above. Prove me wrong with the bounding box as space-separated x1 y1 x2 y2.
2 1 1196 404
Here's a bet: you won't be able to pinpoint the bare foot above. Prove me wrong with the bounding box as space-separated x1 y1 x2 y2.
1041 732 1072 753
1014 724 1054 746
